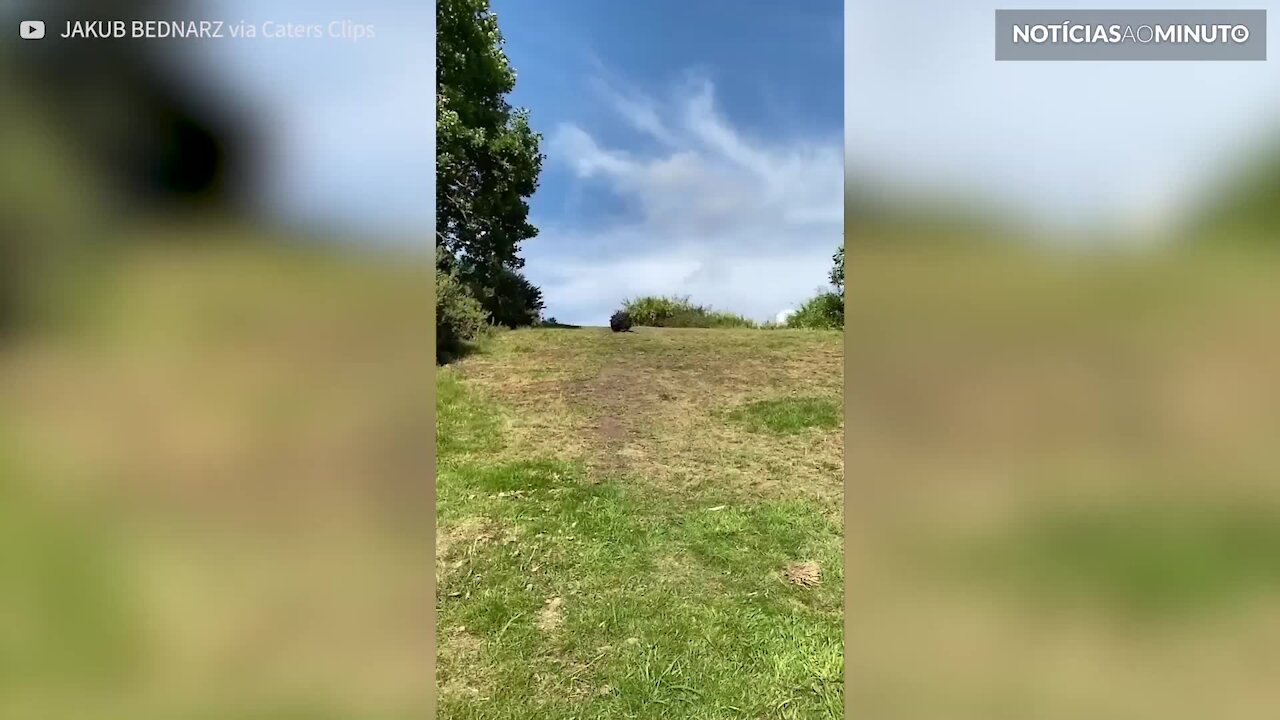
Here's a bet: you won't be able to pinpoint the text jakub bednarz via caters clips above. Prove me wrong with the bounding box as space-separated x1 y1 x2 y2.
58 19 375 41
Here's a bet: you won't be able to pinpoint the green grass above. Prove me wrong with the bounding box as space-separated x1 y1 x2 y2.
728 397 842 435
0 421 142 711
945 499 1280 618
437 326 843 718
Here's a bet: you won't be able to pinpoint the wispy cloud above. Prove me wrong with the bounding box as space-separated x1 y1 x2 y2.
524 74 841 325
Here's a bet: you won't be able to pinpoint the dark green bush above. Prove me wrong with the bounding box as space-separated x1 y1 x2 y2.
786 292 843 330
479 266 544 329
436 269 487 363
620 295 696 325
621 295 756 329
437 257 544 331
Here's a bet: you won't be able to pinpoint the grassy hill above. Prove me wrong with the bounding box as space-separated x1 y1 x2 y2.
436 326 844 717
1 234 434 718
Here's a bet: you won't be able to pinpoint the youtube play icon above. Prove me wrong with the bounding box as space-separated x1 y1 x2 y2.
20 20 45 40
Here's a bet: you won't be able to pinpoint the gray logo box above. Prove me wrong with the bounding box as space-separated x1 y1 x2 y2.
996 9 1266 61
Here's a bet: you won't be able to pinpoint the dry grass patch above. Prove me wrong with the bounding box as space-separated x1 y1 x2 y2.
438 625 491 701
784 561 823 588
536 596 565 633
455 327 842 503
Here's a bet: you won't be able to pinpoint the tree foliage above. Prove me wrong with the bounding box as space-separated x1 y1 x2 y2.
481 265 545 329
436 268 487 363
436 0 545 325
829 245 844 295
786 292 843 330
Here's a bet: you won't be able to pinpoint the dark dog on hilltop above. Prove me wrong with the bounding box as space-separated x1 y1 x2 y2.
610 311 634 332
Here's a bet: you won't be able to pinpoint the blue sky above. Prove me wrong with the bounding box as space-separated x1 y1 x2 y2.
491 0 844 325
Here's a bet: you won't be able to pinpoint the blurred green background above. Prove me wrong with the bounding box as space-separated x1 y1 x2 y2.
846 3 1280 718
2 1 432 717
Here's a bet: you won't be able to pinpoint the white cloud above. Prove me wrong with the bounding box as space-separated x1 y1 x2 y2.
524 74 841 326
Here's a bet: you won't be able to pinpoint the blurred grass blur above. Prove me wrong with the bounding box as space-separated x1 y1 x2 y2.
1 13 432 716
847 222 1280 718
1 224 433 718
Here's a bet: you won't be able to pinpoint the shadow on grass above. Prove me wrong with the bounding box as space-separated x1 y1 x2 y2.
438 322 591 365
537 322 583 329
437 338 485 365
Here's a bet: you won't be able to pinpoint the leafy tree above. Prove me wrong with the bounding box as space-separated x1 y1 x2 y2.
829 245 844 295
436 0 545 324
